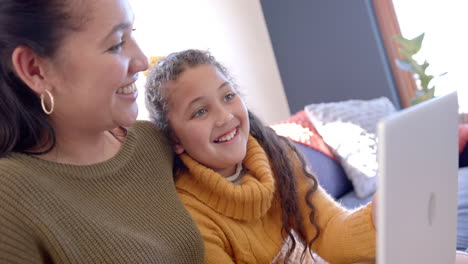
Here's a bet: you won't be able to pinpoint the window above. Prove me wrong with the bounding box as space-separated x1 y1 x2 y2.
374 0 467 113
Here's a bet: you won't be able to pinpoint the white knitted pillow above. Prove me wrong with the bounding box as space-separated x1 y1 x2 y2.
304 97 396 198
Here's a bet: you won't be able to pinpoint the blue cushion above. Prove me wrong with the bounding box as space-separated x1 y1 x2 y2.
458 167 468 250
460 144 468 168
293 142 353 199
337 190 373 209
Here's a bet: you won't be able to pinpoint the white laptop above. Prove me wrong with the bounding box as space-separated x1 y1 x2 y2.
377 91 459 264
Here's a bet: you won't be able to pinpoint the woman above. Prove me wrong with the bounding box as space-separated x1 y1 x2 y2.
0 0 204 263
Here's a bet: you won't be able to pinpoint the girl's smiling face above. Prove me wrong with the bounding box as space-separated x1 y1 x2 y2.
167 64 250 177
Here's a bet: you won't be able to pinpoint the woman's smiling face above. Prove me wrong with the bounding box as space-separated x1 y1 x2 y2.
167 64 250 177
43 0 148 131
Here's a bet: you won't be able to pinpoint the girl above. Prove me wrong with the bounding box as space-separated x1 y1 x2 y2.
145 49 376 264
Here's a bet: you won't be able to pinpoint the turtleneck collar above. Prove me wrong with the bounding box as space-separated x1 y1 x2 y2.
176 135 275 221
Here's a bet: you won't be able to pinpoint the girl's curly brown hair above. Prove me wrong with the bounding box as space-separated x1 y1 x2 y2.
145 49 320 263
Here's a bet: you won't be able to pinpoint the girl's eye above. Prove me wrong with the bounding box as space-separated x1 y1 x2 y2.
225 93 236 101
108 40 125 52
192 108 207 118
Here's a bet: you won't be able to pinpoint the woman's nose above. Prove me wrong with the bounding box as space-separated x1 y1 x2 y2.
128 40 149 75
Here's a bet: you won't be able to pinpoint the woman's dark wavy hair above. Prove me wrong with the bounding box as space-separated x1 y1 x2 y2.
0 0 84 157
145 49 320 263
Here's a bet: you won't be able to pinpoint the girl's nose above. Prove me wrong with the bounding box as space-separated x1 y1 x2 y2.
215 109 234 127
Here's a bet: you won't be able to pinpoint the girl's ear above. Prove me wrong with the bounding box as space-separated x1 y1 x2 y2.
173 144 185 155
170 134 185 154
11 45 50 95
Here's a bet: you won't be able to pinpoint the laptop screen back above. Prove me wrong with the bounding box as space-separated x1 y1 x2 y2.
377 92 458 264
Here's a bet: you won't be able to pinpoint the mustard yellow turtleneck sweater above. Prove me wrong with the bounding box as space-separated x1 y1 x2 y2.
176 136 376 264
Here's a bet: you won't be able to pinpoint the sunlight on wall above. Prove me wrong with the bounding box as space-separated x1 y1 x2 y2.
130 0 290 125
393 0 468 113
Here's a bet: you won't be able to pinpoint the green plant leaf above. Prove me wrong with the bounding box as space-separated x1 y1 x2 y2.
410 96 425 106
410 60 424 75
393 35 409 48
421 60 430 71
397 48 414 59
409 33 425 54
410 87 436 106
419 74 434 90
394 35 415 56
393 32 442 107
427 87 435 98
394 33 425 55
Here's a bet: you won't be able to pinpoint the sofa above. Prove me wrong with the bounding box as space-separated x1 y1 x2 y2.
271 109 374 208
458 125 468 251
271 97 396 208
271 103 468 251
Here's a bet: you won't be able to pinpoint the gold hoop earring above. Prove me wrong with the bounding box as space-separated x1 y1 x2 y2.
40 90 54 115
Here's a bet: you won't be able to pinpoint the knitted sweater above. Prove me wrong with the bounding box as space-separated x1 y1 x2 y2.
176 136 376 264
0 121 204 264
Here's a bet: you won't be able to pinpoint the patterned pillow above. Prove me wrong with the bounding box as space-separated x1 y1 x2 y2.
271 110 336 160
304 97 396 198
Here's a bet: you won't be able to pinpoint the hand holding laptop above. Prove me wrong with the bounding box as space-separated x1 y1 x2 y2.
456 251 468 263
371 192 377 230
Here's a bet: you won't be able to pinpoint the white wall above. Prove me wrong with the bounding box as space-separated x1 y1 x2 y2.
131 0 291 125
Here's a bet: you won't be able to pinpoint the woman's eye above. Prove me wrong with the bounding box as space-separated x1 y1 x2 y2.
225 93 235 101
192 108 207 118
108 40 125 52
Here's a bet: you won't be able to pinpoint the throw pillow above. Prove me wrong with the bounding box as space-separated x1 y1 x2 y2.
270 110 336 160
304 97 396 198
460 124 468 154
293 142 352 199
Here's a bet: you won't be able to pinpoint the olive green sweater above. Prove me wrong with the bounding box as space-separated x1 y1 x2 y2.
0 121 204 264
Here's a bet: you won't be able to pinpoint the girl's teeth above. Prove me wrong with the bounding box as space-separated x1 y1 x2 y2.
117 83 137 94
215 129 237 143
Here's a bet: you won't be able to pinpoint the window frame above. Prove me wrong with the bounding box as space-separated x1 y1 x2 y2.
372 0 417 108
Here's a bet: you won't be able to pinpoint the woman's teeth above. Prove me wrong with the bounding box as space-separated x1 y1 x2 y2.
117 83 137 94
214 129 237 143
